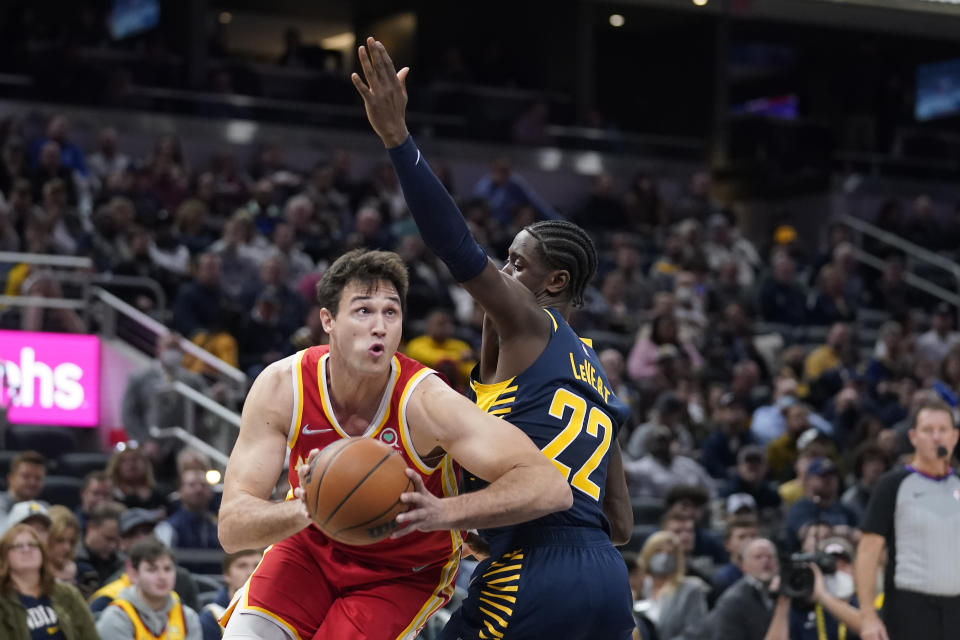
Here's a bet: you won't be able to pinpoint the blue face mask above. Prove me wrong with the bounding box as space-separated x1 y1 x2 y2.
647 552 678 577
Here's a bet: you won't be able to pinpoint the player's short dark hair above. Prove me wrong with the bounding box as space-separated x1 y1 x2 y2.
128 537 173 572
10 451 46 475
724 515 759 542
911 398 957 430
222 549 263 573
315 249 409 316
523 220 597 308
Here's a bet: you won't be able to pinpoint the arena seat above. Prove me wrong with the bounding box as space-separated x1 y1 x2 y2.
632 497 667 525
57 452 112 478
5 426 78 461
39 475 84 510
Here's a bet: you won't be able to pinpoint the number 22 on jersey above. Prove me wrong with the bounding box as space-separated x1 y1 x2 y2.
541 388 613 501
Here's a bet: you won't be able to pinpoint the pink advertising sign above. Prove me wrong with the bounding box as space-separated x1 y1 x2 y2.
0 330 100 427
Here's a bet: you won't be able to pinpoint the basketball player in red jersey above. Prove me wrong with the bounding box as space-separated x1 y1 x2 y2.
218 249 572 640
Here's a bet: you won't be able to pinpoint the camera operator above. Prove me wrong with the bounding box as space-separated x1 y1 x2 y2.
787 536 865 640
711 538 791 640
856 399 960 640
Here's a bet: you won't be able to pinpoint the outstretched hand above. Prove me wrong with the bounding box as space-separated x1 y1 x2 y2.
352 37 411 148
391 468 452 538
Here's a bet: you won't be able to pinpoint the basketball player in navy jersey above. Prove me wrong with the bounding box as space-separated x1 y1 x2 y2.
354 39 636 640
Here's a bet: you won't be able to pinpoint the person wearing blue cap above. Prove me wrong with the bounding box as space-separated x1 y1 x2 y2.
783 457 858 552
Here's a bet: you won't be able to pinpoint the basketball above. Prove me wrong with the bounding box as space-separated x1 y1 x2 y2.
302 437 412 545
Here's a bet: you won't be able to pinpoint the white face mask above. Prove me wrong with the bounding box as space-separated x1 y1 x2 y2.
824 570 855 600
160 349 183 369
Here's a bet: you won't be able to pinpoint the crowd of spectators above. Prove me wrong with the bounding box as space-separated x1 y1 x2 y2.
1 107 959 639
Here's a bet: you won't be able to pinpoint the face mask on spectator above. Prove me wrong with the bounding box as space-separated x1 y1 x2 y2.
824 569 854 600
160 349 183 370
647 552 677 577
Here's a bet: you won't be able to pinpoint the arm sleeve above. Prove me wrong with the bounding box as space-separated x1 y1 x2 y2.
861 469 908 537
386 136 488 282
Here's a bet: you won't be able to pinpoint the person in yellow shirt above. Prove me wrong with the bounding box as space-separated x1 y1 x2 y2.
404 308 476 387
804 322 851 384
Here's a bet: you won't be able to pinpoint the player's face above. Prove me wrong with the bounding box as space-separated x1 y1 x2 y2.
325 280 402 375
134 556 176 599
502 230 552 298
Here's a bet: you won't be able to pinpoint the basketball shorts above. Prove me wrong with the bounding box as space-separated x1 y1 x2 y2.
438 526 635 640
220 526 459 640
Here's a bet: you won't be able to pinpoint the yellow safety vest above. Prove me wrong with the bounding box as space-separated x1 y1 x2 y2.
110 592 187 640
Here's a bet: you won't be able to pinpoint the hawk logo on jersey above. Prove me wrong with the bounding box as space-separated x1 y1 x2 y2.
380 428 400 449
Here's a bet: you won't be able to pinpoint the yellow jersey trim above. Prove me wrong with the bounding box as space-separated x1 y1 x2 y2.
398 367 440 474
471 378 519 415
286 350 307 449
544 308 558 331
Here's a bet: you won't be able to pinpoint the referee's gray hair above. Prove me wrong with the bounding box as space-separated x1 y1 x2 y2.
911 397 958 430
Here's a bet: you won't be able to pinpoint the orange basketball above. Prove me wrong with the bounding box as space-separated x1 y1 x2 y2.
302 437 412 545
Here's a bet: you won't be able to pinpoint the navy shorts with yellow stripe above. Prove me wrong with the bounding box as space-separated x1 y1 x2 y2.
438 527 635 640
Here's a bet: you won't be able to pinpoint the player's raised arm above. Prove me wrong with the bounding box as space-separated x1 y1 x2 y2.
351 37 547 342
219 358 312 552
395 375 572 534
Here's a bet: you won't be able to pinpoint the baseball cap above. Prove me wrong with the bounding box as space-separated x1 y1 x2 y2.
726 493 758 515
5 501 52 530
797 428 827 453
119 508 160 537
820 536 854 561
806 457 838 476
774 225 798 245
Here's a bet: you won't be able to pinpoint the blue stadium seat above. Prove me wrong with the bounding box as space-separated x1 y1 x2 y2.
5 426 77 461
632 497 667 525
57 452 112 478
39 475 84 510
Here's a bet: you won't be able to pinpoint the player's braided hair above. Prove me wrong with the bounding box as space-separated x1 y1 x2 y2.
523 220 597 308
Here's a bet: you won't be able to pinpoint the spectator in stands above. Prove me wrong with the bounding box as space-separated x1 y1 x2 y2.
623 171 665 232
704 213 761 287
627 313 703 387
0 451 46 520
720 445 783 516
664 486 728 566
154 469 219 550
783 458 858 551
290 303 328 350
903 193 942 249
344 205 393 251
0 523 98 640
625 425 714 499
95 538 202 640
627 391 695 460
89 508 200 615
122 332 209 455
648 231 686 286
712 515 759 597
32 142 78 206
30 114 87 178
573 173 626 232
173 252 229 338
87 127 130 190
700 392 755 480
395 234 453 324
248 254 305 336
271 221 315 288
47 505 80 583
864 321 905 398
245 179 281 237
0 136 27 197
105 448 167 514
867 255 914 315
751 376 833 446
805 324 853 390
404 308 476 388
758 251 807 326
19 269 86 333
472 157 561 226
277 27 308 67
198 549 263 640
40 178 84 255
808 265 857 325
75 471 113 535
173 198 217 256
840 442 890 525
238 289 294 377
75 502 125 599
710 538 789 640
207 215 266 307
916 302 960 364
634 530 708 640
5 177 40 235
767 405 818 481
512 99 552 146
598 348 641 420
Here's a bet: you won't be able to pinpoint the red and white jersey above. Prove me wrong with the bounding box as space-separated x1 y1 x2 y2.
286 345 462 570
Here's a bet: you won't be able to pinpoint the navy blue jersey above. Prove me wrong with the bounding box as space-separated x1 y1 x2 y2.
467 308 631 546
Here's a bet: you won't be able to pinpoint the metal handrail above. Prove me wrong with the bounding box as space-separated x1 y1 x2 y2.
839 214 960 278
0 252 93 269
92 287 248 386
0 295 86 309
149 426 230 467
173 381 241 429
852 247 960 307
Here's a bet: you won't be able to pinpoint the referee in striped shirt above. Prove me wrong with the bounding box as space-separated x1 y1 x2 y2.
856 398 960 640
